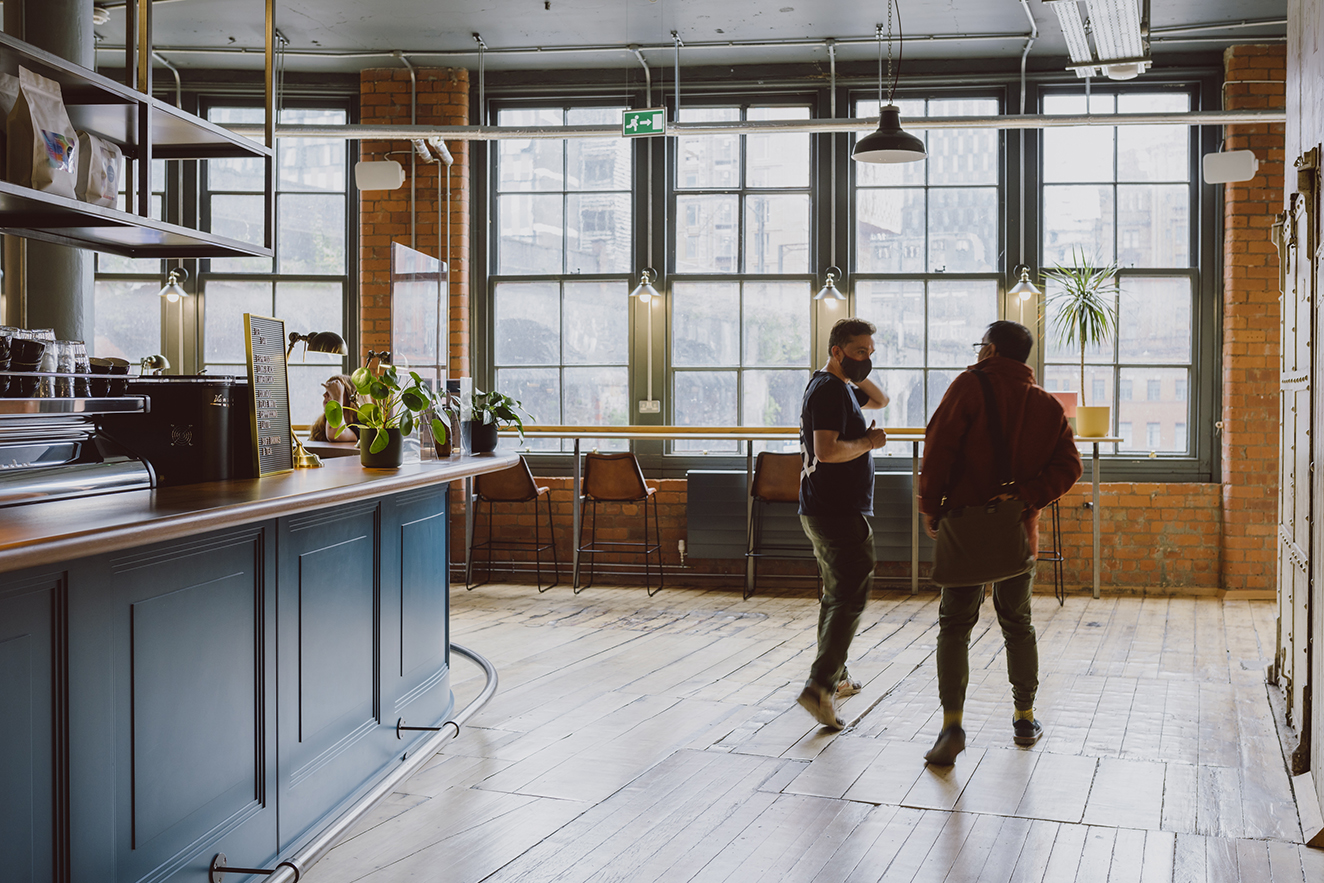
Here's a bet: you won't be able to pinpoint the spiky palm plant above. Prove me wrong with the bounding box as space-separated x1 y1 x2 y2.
1045 250 1119 406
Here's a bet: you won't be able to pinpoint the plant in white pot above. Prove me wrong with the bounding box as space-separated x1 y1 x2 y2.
1045 250 1118 438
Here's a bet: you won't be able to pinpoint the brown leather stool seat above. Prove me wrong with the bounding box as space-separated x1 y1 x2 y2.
745 451 818 599
575 452 664 595
468 456 559 591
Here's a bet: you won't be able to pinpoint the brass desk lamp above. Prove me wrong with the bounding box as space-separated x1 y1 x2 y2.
285 330 350 468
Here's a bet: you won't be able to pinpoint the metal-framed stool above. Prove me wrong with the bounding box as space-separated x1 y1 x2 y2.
467 456 559 592
576 452 663 596
1039 498 1066 605
744 451 818 600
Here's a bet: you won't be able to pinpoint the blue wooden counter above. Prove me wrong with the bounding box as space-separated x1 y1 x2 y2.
0 453 517 883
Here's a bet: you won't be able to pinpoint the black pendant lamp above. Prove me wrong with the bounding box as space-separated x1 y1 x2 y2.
853 2 926 165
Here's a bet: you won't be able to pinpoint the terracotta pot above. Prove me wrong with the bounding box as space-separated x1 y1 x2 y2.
1076 406 1111 438
360 427 404 468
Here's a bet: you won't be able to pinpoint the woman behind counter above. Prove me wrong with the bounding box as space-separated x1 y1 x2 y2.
309 374 360 442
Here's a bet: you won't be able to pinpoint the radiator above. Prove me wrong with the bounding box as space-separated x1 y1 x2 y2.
685 470 934 562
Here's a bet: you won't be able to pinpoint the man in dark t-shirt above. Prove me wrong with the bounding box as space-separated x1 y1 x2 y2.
796 317 889 729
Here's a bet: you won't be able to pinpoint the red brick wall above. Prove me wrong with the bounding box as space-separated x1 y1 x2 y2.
1221 45 1286 591
359 67 470 377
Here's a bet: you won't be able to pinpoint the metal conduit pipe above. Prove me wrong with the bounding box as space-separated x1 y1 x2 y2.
397 52 418 251
240 642 499 883
225 109 1286 143
92 15 1285 63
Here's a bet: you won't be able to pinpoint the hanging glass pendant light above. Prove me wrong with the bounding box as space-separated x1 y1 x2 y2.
853 2 926 165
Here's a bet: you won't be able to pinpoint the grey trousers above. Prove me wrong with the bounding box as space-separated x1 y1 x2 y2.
800 513 875 690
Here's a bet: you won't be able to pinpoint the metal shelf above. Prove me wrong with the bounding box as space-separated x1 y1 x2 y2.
0 28 272 257
0 31 269 161
0 397 149 416
0 181 272 258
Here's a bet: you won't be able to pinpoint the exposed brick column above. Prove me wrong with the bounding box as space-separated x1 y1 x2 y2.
358 67 470 377
1221 45 1285 591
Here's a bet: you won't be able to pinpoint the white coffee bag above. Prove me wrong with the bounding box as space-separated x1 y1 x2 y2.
7 67 78 198
76 131 122 207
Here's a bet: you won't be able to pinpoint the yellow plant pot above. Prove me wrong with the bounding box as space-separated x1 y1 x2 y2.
1077 406 1111 438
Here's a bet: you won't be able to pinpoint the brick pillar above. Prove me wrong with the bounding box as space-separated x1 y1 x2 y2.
1220 45 1285 591
359 67 470 377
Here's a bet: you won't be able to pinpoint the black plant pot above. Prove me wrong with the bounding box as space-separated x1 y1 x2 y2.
467 420 499 454
359 427 404 468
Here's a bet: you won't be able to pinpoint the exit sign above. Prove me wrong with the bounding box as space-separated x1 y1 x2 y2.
622 107 667 137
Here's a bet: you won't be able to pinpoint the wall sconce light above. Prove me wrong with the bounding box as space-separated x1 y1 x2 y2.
630 268 660 305
1009 265 1042 302
815 266 847 302
159 267 189 303
286 330 349 360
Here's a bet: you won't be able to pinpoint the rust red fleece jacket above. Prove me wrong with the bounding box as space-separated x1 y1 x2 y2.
919 355 1083 554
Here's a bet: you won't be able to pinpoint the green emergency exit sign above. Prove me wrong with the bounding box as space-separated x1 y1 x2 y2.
622 107 667 137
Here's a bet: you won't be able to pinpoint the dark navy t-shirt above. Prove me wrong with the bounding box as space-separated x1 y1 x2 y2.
799 371 874 515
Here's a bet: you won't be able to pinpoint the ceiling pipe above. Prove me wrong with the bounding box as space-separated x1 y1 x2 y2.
92 15 1287 64
224 109 1286 143
397 51 418 251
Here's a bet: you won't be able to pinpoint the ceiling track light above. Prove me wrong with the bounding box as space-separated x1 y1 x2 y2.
852 1 926 165
1046 0 1151 80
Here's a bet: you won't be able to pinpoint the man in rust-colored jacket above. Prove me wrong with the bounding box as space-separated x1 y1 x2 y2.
918 320 1082 765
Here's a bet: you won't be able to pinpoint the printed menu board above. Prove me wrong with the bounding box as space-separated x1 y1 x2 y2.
244 313 293 476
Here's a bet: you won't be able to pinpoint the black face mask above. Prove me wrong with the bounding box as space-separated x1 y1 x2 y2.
838 352 872 383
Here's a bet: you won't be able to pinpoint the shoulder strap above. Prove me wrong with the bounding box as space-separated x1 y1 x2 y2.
972 368 1014 488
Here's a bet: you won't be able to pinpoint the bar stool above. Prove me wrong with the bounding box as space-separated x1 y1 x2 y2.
576 452 663 596
467 456 559 592
1039 499 1066 605
744 451 818 600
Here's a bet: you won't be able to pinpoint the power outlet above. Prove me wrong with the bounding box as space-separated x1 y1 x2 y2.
638 400 661 414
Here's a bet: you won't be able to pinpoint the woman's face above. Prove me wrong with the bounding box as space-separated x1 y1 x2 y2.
322 380 343 405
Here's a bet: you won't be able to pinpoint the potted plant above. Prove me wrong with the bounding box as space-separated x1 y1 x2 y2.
1045 250 1119 438
326 365 446 468
466 388 531 454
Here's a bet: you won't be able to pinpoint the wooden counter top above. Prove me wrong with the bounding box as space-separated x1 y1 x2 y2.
0 453 519 575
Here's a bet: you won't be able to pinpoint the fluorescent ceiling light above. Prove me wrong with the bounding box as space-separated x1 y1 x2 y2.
1046 0 1150 80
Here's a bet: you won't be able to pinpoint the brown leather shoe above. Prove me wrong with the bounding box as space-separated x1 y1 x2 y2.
924 725 967 765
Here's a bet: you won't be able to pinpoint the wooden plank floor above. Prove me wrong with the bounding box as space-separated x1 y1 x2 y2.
303 585 1322 883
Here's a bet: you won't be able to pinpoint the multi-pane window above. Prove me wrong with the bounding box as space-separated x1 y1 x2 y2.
670 105 812 453
1041 90 1196 455
201 106 350 419
853 97 1001 431
93 160 167 361
491 106 632 449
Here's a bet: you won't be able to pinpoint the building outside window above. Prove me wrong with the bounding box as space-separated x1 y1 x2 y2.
1040 89 1196 456
93 160 167 362
200 105 352 418
490 106 633 451
670 105 813 454
853 97 1001 437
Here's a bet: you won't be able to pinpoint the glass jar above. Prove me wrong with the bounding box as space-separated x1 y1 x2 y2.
70 340 91 397
54 340 75 397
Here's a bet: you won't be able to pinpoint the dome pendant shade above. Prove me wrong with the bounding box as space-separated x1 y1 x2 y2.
852 105 926 164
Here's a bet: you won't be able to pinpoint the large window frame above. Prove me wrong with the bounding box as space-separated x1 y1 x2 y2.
472 71 1222 482
1033 78 1219 481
